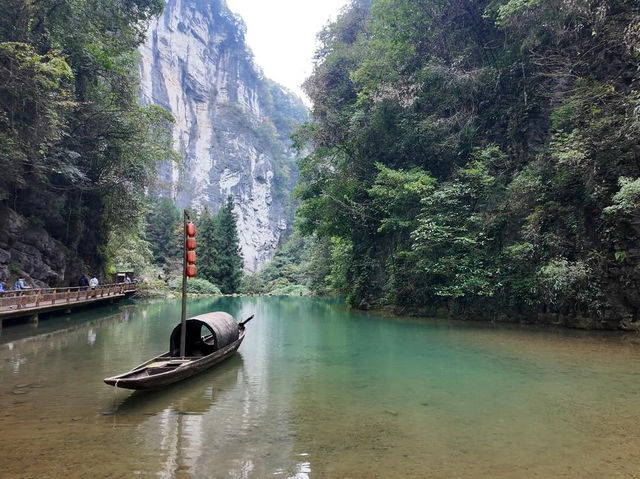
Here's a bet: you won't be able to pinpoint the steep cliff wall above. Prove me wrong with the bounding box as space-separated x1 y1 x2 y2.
0 206 84 288
139 0 307 271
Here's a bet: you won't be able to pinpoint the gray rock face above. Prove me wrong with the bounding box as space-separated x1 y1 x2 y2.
0 206 83 288
140 0 307 271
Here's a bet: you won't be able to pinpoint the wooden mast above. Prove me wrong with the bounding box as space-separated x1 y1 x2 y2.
180 210 188 358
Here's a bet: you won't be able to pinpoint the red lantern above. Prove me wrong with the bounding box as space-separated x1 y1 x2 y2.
186 264 196 278
186 219 196 277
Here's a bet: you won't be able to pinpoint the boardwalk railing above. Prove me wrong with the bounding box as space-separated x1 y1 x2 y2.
0 282 137 312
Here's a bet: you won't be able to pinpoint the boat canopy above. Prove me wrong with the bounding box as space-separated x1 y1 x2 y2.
170 312 239 357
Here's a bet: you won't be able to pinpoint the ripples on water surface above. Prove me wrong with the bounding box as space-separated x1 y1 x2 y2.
0 297 639 478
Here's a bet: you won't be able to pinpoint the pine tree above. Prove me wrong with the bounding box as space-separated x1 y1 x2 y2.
145 196 181 271
212 196 243 293
198 206 219 284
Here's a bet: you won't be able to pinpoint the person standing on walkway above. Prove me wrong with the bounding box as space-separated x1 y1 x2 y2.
79 274 89 291
14 278 28 290
89 276 99 289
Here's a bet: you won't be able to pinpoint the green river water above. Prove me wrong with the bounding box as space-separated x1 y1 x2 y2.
0 296 639 478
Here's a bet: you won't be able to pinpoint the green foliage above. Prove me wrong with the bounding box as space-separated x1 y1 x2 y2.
0 42 74 196
145 197 181 271
239 273 265 295
603 177 640 218
293 0 640 324
103 230 154 277
494 0 541 27
186 278 222 295
168 277 222 295
258 232 311 293
201 196 243 294
246 232 342 297
0 0 176 280
269 284 311 296
8 263 22 275
409 169 500 302
197 207 218 282
537 258 592 314
302 235 333 294
186 199 244 294
369 164 435 235
326 237 353 293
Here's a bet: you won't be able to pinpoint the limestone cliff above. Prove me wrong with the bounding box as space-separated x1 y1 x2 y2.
139 0 307 271
0 206 83 288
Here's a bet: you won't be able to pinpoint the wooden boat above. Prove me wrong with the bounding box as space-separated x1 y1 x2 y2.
105 209 253 390
104 312 253 390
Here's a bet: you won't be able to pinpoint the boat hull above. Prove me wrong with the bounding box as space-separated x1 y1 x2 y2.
104 331 245 390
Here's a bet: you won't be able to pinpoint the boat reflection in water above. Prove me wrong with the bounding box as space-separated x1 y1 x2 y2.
111 355 244 476
108 354 310 478
111 354 245 418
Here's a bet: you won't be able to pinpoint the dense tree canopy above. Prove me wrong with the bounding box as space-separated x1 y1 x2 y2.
296 0 640 326
191 198 243 294
0 0 176 275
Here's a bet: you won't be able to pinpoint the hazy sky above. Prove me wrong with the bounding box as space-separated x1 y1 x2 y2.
225 0 349 104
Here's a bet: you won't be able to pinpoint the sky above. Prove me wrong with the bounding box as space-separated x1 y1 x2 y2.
225 0 349 104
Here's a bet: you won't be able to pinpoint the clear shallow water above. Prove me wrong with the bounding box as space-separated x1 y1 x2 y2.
1 297 639 478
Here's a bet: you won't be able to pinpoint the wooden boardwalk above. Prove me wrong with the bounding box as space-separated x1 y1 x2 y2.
0 283 137 325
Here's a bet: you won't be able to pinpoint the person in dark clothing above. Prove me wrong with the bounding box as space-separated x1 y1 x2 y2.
79 274 89 291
